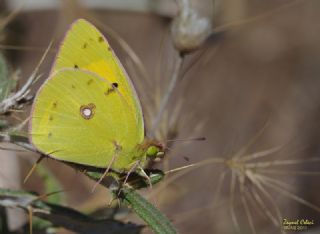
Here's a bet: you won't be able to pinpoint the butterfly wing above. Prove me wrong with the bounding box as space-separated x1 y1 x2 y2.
30 69 142 169
51 19 144 144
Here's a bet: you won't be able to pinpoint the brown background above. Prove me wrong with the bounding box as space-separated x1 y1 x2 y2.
2 0 320 233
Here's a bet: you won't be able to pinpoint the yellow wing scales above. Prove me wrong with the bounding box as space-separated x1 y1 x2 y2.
30 19 146 170
31 69 142 169
51 19 143 137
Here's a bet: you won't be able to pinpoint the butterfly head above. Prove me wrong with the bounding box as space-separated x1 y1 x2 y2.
143 141 165 162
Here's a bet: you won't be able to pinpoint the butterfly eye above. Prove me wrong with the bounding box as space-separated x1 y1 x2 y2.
112 83 118 88
146 146 160 157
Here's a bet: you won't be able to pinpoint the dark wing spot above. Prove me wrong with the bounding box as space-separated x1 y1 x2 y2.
98 36 104 42
104 89 113 95
48 132 52 138
74 64 79 69
105 88 115 95
49 116 53 121
52 102 58 108
82 42 87 49
71 84 76 89
104 83 118 95
113 141 122 152
107 47 111 51
87 79 93 86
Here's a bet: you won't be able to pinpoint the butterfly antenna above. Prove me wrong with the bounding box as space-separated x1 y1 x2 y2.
166 137 206 143
164 137 206 151
24 155 45 184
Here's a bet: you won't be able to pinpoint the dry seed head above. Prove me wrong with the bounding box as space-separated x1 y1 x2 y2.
171 6 212 53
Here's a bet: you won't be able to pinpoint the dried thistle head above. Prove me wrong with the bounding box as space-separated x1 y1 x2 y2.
171 0 212 53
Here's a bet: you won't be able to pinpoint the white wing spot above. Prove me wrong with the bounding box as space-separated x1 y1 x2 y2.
80 103 96 120
83 108 91 116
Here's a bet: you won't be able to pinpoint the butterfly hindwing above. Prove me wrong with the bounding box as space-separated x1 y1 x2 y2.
30 69 142 169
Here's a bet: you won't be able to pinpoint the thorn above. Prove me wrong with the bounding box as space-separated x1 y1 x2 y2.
24 156 44 184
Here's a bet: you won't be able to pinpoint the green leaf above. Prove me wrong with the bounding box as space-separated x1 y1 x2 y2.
121 189 177 234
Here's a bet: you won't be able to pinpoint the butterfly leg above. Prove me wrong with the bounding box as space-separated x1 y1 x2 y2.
136 166 158 206
92 142 123 192
117 160 140 196
136 166 153 190
91 153 117 192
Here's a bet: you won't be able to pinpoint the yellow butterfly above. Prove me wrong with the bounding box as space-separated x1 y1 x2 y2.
29 19 163 173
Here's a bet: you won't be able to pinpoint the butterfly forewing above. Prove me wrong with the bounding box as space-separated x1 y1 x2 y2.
51 19 144 142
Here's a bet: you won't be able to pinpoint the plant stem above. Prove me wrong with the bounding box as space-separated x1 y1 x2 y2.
151 55 184 137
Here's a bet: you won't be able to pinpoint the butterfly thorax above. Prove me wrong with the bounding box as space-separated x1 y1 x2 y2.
108 139 164 172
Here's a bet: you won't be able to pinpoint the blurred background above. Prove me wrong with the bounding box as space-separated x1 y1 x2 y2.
1 0 320 233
